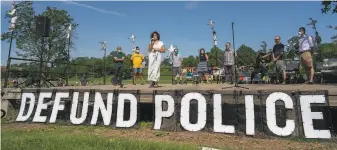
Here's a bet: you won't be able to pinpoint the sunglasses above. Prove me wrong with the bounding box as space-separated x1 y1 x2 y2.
274 39 280 40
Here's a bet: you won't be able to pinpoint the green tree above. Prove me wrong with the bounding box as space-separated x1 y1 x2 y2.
321 1 337 43
235 45 257 66
182 55 198 67
260 41 267 53
321 1 337 14
1 2 78 79
327 25 337 44
315 43 337 61
285 36 299 60
207 47 223 67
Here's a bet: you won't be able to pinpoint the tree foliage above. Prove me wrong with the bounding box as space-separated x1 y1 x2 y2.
207 47 223 67
1 1 78 65
235 45 257 66
285 36 300 60
182 55 198 67
321 1 337 14
315 43 337 62
321 1 337 43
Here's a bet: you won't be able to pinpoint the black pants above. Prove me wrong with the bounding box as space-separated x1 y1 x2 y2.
224 65 233 82
112 65 123 85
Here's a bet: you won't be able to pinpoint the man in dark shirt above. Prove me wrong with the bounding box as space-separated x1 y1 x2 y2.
272 36 286 84
80 74 88 86
111 46 126 87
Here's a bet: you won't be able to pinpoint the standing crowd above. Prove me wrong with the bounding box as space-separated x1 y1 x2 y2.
67 26 317 88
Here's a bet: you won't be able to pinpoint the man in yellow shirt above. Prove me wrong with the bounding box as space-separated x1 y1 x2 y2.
131 47 144 85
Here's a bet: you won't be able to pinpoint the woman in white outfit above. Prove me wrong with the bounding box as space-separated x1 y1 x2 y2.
148 31 166 88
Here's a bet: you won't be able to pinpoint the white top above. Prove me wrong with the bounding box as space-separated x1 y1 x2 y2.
299 35 314 52
152 41 164 51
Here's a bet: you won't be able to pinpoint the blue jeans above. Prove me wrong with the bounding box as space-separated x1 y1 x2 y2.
133 68 142 73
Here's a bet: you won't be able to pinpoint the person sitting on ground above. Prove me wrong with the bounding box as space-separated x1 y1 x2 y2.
13 77 19 88
192 68 199 84
131 46 145 85
57 77 65 87
185 69 192 80
80 74 88 86
207 67 214 83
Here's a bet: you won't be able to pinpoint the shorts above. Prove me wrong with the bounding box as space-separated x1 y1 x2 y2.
133 68 142 73
172 67 182 75
274 60 286 73
300 51 313 68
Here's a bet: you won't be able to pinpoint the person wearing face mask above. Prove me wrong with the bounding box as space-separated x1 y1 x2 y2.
298 27 315 84
172 48 183 84
131 46 144 85
148 31 166 88
111 46 126 87
272 36 286 84
223 42 234 84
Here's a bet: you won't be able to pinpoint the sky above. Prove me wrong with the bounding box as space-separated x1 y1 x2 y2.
1 1 336 65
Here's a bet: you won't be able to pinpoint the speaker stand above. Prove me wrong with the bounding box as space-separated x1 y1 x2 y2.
222 22 249 90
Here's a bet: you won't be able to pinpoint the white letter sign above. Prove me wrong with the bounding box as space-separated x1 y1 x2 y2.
90 92 113 125
70 92 89 125
116 93 138 128
180 92 206 132
300 95 331 139
213 94 235 134
266 92 295 136
16 93 35 122
49 92 68 123
153 95 175 130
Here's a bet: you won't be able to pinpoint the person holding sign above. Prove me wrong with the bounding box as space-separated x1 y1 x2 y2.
148 31 166 88
131 46 145 85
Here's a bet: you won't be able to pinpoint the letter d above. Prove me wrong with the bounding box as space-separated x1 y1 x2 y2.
16 93 35 122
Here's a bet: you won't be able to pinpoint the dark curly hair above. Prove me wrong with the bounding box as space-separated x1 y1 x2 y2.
299 27 306 33
151 31 160 40
199 48 205 56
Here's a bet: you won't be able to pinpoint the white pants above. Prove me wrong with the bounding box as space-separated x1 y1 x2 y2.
148 52 161 82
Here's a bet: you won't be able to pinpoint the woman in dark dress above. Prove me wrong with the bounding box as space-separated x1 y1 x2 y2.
196 48 209 84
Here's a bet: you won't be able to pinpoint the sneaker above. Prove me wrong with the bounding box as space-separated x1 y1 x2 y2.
282 81 286 85
308 81 314 84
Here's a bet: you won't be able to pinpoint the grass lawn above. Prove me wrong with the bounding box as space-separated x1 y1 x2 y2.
2 122 336 150
1 124 197 150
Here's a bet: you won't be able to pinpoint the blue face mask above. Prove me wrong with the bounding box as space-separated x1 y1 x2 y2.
174 51 178 55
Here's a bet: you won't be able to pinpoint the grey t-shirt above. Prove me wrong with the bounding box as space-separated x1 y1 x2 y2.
172 54 183 67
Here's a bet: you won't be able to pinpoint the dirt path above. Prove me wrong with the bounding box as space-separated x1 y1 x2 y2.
2 123 336 150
